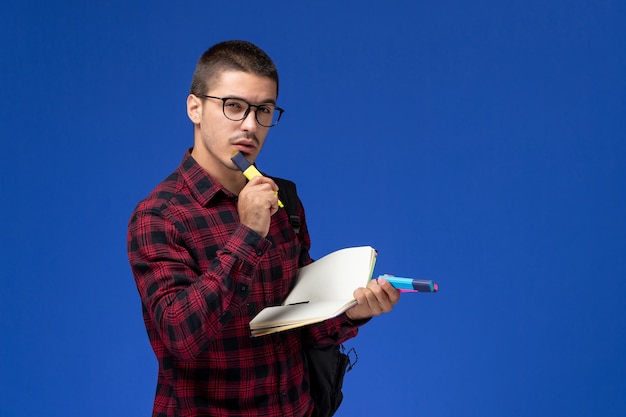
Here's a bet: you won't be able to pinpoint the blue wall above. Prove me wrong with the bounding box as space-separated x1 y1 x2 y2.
1 1 625 416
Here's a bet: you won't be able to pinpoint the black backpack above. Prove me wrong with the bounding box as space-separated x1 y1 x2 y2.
272 177 357 417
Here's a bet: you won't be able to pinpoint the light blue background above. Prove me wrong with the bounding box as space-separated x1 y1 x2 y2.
2 1 625 416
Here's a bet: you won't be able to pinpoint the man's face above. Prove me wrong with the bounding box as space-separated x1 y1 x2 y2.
187 70 277 181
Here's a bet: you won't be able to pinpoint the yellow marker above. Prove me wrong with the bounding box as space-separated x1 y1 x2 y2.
231 151 284 208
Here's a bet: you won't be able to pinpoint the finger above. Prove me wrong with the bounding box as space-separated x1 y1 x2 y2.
248 175 279 192
352 288 375 314
268 196 279 216
372 277 401 304
359 288 386 315
364 284 396 313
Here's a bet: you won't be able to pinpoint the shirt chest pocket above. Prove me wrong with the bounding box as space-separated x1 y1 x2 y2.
256 239 301 307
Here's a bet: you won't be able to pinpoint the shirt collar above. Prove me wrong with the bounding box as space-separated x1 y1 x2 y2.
179 148 236 207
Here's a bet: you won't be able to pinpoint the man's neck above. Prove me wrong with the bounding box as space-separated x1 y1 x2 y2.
190 148 247 195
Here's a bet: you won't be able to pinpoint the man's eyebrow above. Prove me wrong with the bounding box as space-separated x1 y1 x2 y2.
224 95 277 105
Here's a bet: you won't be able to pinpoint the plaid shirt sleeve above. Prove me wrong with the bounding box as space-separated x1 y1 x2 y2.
129 201 271 360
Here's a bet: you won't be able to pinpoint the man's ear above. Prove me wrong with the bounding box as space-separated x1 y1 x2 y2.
187 94 202 124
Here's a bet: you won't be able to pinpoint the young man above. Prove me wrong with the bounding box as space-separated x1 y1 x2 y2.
127 40 399 417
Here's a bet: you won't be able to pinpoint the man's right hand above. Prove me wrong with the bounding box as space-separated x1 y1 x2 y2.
237 176 280 237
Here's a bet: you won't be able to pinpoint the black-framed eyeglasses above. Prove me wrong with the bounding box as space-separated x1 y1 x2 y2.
197 94 284 127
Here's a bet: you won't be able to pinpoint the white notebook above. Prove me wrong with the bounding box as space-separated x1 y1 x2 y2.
249 246 377 336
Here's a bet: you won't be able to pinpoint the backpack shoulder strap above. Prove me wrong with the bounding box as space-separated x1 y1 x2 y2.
271 176 301 234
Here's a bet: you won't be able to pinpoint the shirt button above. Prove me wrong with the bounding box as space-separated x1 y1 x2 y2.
240 285 248 292
256 249 263 256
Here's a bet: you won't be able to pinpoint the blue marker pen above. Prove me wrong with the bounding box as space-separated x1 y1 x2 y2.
376 275 439 292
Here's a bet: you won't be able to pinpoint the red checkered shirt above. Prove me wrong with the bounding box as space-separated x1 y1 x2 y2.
128 150 361 417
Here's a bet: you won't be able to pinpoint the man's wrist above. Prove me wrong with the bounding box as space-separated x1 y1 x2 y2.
343 312 371 327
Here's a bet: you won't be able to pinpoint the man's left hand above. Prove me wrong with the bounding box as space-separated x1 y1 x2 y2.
345 277 400 321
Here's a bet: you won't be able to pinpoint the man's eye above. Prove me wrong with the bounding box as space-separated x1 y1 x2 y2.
258 105 273 114
226 101 244 109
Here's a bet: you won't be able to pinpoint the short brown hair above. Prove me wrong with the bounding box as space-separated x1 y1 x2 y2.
189 40 279 97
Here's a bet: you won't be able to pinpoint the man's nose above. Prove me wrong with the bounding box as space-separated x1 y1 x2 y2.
240 107 259 130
